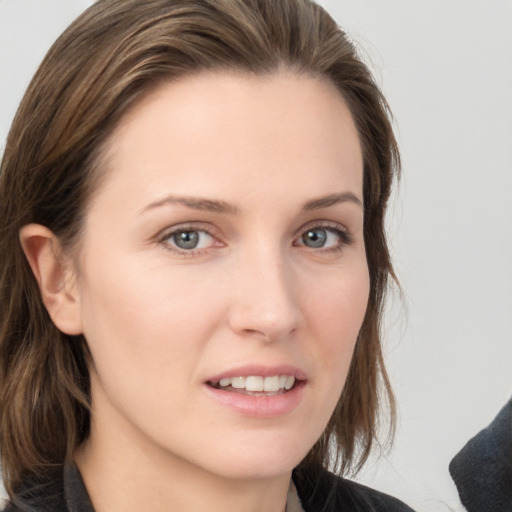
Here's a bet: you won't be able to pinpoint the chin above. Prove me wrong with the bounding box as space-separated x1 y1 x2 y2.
191 433 313 482
210 457 300 482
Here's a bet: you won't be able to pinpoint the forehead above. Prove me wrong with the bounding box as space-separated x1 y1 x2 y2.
93 70 363 213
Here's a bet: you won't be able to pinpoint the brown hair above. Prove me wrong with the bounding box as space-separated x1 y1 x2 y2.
0 0 400 498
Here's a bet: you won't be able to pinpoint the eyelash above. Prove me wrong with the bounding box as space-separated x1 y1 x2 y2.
156 222 353 257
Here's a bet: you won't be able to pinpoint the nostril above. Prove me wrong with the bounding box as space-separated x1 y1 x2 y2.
243 329 272 343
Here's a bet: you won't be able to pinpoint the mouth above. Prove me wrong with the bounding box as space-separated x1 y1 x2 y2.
204 368 307 417
207 375 299 396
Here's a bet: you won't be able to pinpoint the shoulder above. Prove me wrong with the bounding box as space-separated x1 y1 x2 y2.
2 464 94 512
449 397 512 512
1 467 67 512
293 466 416 512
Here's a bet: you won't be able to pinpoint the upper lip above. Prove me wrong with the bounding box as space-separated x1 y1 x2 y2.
206 364 307 383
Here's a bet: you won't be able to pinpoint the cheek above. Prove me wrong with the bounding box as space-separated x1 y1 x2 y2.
76 261 229 433
77 255 230 384
305 263 370 380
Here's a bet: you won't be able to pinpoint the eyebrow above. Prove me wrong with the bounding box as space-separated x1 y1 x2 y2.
141 195 239 215
302 192 363 210
141 191 362 215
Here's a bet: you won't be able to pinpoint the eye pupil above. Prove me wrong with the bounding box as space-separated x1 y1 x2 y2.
302 228 327 248
173 230 199 249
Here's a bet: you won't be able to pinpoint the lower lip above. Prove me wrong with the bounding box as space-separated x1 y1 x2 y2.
203 382 306 418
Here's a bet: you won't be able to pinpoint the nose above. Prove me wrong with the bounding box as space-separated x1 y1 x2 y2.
227 247 301 343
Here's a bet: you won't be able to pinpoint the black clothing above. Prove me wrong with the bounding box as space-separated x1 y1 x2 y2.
449 397 512 512
3 465 91 512
293 465 415 511
3 463 415 512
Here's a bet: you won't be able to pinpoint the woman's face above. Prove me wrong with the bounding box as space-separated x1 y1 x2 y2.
74 71 368 481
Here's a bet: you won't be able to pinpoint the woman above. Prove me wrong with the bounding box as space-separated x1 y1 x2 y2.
0 1 411 511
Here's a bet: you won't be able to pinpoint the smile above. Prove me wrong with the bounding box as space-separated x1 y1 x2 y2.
208 375 296 395
204 366 307 417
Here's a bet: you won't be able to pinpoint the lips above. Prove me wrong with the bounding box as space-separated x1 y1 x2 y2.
204 365 306 417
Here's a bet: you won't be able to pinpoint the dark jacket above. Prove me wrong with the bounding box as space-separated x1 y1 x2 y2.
3 463 415 512
449 397 512 512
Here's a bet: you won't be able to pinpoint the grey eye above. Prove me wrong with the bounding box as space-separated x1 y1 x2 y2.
162 228 217 253
301 228 327 248
172 230 200 249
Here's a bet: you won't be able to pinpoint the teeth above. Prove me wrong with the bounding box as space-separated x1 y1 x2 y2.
215 375 296 392
263 375 280 392
231 376 245 389
245 376 264 392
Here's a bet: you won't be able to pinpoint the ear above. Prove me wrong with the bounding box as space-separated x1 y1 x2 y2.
19 224 83 335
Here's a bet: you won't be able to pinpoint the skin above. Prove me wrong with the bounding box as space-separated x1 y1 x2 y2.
22 71 368 512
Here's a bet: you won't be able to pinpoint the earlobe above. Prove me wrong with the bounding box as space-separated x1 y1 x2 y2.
19 224 83 335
